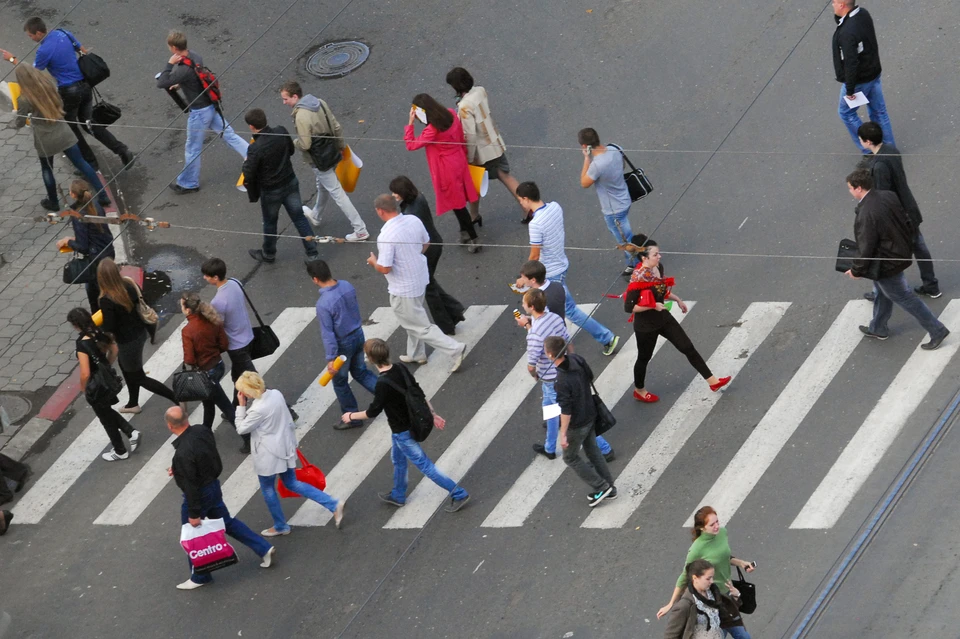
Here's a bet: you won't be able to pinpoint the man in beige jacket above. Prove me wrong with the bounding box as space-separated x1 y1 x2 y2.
446 67 526 223
280 80 369 242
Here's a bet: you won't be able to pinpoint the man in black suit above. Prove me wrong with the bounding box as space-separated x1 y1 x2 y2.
844 169 949 350
858 122 940 299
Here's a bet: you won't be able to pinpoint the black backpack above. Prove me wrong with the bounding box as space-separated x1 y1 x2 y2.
380 364 434 442
79 338 123 404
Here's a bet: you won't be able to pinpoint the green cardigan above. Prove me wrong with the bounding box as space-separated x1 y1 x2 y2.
675 527 734 593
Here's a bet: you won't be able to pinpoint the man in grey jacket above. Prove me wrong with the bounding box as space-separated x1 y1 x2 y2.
280 80 369 242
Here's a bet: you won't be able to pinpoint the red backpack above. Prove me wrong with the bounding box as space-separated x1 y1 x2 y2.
179 56 222 108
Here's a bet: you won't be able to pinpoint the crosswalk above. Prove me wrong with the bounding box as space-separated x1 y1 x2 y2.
12 300 960 534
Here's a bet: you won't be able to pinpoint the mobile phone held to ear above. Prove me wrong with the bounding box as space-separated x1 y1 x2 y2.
749 561 757 569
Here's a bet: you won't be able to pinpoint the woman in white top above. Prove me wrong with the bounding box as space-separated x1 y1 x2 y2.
235 372 343 535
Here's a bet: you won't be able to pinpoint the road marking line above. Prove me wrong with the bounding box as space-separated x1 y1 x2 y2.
686 300 871 527
481 303 694 528
219 308 400 515
288 305 505 527
13 320 189 524
582 302 789 530
92 308 315 526
791 300 960 529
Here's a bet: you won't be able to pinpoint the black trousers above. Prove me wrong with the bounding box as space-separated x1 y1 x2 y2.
90 399 134 455
451 207 477 239
0 453 30 503
59 82 98 168
228 343 257 445
423 245 465 334
634 312 712 389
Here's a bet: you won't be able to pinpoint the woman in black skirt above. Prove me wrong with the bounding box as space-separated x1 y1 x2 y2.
97 258 176 413
626 241 730 403
390 175 466 335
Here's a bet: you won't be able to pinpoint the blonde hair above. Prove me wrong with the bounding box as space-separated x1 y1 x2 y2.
14 65 64 121
235 371 265 399
167 30 187 50
96 258 134 312
181 292 222 325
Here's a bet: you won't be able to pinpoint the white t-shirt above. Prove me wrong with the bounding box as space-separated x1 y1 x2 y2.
377 214 429 298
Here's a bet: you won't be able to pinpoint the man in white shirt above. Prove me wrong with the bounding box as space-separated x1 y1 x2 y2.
367 195 467 372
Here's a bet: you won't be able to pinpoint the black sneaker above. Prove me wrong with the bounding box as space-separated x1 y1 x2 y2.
858 325 888 340
169 183 199 195
532 443 556 460
288 406 299 421
863 291 877 302
377 492 404 507
40 198 60 212
334 420 363 431
604 449 616 463
587 485 614 507
248 249 276 264
914 286 943 299
606 486 618 500
239 442 251 454
444 494 470 513
120 149 136 168
921 329 949 351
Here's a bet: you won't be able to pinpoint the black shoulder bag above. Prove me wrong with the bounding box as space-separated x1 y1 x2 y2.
308 102 344 171
591 380 617 436
172 364 216 403
59 29 110 87
609 143 654 202
730 566 757 614
230 278 280 359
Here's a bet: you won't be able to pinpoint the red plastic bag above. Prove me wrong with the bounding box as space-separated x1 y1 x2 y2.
277 449 327 498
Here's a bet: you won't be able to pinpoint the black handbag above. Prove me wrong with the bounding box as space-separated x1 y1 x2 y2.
836 238 880 279
90 87 121 125
610 143 654 202
308 103 343 171
81 341 123 405
63 256 97 284
172 364 216 403
591 381 617 436
230 278 280 360
731 566 757 615
59 29 110 87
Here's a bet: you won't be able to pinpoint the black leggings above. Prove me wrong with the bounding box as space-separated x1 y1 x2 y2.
634 313 712 389
90 400 134 454
451 207 477 240
121 368 176 407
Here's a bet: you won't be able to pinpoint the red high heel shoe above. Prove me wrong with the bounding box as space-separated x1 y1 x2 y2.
709 376 731 392
633 390 659 403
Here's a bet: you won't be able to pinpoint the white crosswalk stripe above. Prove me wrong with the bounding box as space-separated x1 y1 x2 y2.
482 303 694 528
583 302 789 530
219 308 400 516
288 305 505 527
13 320 189 524
92 308 315 526
791 300 960 529
687 300 872 527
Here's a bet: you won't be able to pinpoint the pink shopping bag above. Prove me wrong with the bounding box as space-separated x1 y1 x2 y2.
180 518 239 574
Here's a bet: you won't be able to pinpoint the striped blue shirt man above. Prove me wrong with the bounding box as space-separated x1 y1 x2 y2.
526 310 569 382
528 202 569 279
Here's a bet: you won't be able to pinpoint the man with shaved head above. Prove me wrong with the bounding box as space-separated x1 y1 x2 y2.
167 405 275 590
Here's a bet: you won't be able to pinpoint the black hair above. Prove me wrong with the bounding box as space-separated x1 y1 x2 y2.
201 257 227 281
520 260 547 284
244 108 267 130
305 259 332 282
67 307 114 351
412 93 453 132
516 181 540 201
389 176 419 205
578 128 600 147
24 17 47 34
847 168 874 191
857 121 883 146
445 67 474 95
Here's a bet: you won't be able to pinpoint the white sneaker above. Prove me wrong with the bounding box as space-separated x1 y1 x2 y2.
302 206 321 227
449 343 467 373
129 430 141 453
334 501 345 529
176 579 206 591
399 355 428 365
345 230 369 242
260 546 276 568
260 527 291 537
102 449 129 462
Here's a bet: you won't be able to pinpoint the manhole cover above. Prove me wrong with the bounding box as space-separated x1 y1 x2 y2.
0 394 32 425
306 41 369 78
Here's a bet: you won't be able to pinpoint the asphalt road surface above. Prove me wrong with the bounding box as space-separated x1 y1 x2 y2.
2 0 959 637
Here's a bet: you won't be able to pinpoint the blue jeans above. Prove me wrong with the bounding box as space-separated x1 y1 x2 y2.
543 380 611 455
39 145 108 206
201 361 235 429
179 480 271 584
258 468 339 533
838 75 895 153
389 431 468 503
260 178 317 259
724 626 752 639
332 329 378 423
913 231 938 290
553 270 616 346
177 104 249 189
870 271 947 339
603 208 638 267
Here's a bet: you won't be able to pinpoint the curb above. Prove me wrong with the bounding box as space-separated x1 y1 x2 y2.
1 416 53 461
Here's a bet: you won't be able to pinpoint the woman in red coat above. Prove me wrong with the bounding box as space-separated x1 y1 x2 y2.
404 93 481 253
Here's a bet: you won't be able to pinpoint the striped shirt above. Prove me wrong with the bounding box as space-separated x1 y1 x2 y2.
526 310 570 382
377 214 430 298
528 202 569 279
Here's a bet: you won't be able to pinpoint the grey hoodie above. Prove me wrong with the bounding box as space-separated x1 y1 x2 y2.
292 94 344 158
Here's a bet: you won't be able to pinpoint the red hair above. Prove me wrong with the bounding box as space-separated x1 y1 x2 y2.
692 506 717 540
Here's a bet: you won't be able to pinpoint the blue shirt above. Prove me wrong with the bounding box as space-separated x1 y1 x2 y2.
211 279 254 351
526 310 570 382
527 202 569 279
34 29 84 87
315 280 364 361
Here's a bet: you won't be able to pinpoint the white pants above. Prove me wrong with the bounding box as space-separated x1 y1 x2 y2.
309 166 366 233
390 294 463 361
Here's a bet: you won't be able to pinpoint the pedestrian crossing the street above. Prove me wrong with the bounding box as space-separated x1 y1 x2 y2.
13 300 960 534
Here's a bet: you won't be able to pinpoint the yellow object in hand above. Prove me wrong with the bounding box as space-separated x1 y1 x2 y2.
318 355 347 386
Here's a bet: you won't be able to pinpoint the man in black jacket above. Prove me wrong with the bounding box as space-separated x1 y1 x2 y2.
167 406 274 590
241 108 318 265
545 336 616 507
857 122 940 299
831 0 895 153
844 169 948 350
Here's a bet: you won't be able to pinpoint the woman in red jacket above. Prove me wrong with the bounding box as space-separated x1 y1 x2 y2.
180 292 236 430
404 93 481 253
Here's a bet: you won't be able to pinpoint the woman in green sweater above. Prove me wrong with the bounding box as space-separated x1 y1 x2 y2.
658 506 756 638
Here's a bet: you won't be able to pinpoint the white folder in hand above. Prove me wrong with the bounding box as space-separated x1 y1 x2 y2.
843 92 869 108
